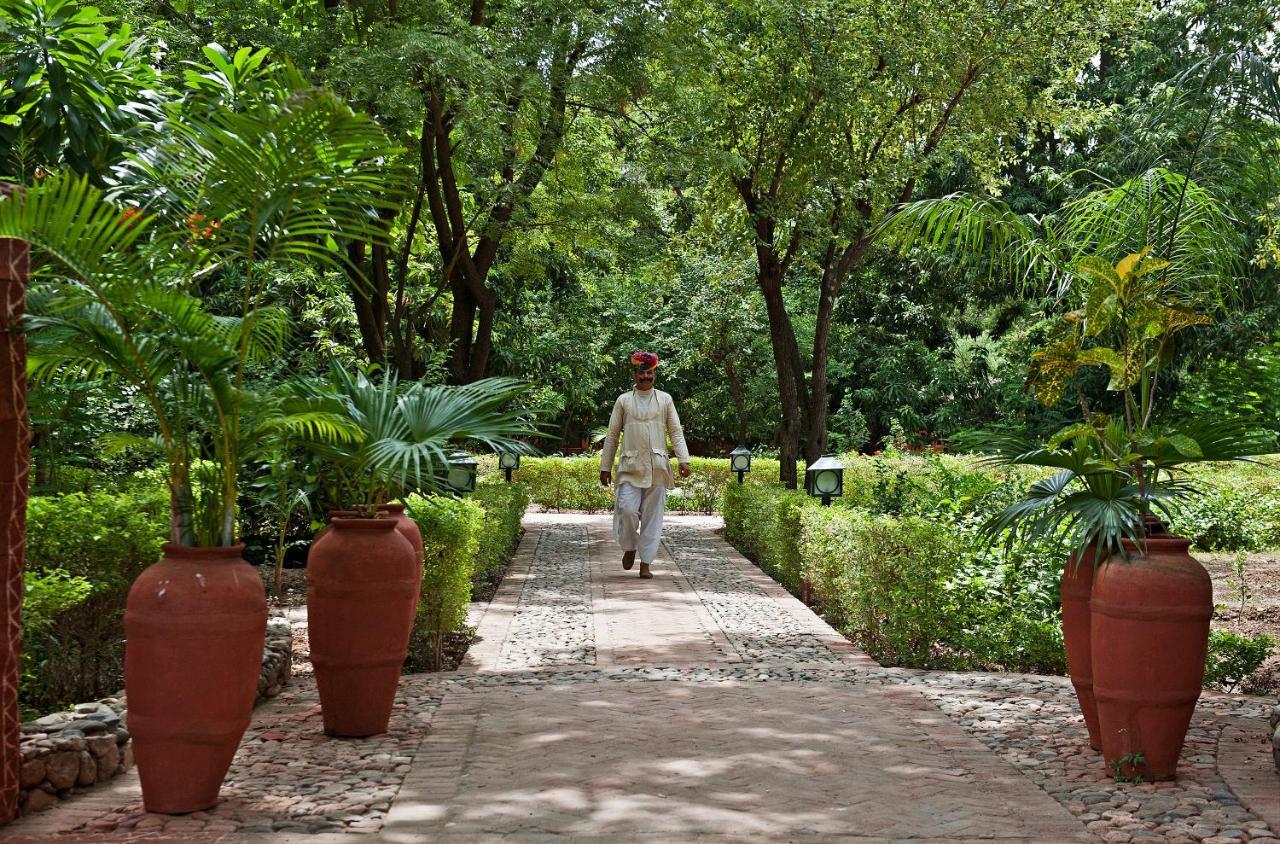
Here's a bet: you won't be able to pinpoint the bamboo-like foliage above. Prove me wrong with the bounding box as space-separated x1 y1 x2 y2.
0 49 403 545
875 167 1242 304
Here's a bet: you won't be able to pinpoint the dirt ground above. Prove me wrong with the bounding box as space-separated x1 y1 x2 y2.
1200 551 1280 695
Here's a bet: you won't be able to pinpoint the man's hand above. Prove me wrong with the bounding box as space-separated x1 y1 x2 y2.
600 471 611 486
679 463 691 478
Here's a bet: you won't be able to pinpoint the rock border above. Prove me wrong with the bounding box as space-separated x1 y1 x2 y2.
15 615 292 817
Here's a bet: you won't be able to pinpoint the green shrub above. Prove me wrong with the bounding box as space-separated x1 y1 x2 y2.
405 494 482 671
517 455 782 514
26 486 168 588
20 569 94 719
1169 486 1272 551
726 482 1068 673
1169 460 1280 551
471 481 530 591
1204 629 1275 692
21 485 168 713
516 457 613 512
800 506 964 668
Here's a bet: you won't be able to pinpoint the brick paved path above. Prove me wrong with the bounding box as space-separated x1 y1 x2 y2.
10 514 1276 842
380 515 1089 842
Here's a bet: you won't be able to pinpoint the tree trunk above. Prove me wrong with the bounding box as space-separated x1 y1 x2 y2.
805 264 840 462
0 224 31 824
720 338 749 446
758 270 808 488
346 241 388 365
446 277 476 383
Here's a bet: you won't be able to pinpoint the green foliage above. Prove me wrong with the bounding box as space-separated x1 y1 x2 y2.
25 486 167 587
20 568 92 717
722 482 809 593
800 506 964 668
0 0 162 178
517 457 615 513
405 494 482 672
1204 629 1275 692
291 360 537 512
725 457 1074 672
21 485 167 713
517 455 783 514
470 482 530 592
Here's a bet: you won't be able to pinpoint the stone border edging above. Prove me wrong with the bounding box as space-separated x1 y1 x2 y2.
1218 715 1280 833
13 615 292 818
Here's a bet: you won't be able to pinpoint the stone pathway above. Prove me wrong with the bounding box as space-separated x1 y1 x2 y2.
6 514 1279 842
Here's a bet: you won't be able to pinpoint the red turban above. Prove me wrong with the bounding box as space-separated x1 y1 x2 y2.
630 351 660 371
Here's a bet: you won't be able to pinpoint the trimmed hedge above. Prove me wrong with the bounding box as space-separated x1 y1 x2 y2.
405 484 529 671
514 455 782 514
471 481 531 591
724 481 1067 673
406 495 482 671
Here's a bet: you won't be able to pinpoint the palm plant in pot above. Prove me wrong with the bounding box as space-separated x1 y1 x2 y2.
879 162 1277 779
0 49 398 812
952 248 1275 780
298 361 536 737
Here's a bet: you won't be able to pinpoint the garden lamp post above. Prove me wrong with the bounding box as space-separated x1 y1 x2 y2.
498 450 520 483
729 445 751 484
805 454 844 506
444 451 478 495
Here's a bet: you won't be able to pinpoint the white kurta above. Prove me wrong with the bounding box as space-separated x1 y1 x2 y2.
600 388 690 565
599 389 690 488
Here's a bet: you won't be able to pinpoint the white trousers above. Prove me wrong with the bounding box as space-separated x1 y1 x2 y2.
614 481 668 564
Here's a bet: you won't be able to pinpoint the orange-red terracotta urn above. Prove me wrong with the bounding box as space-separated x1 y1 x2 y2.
1090 535 1212 780
307 517 416 737
125 544 267 813
1061 550 1101 750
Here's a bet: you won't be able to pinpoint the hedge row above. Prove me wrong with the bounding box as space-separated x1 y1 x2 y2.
508 455 781 514
20 476 531 712
405 480 529 671
22 485 169 716
723 481 1070 674
722 476 1275 689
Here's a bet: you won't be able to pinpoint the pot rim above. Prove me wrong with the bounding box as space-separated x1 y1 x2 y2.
378 503 407 514
327 517 398 530
161 542 247 558
1118 534 1193 556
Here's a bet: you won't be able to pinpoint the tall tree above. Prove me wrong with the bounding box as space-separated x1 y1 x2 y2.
653 0 1134 485
189 0 657 381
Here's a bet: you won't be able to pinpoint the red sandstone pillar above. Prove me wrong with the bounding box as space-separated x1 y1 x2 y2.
0 185 31 823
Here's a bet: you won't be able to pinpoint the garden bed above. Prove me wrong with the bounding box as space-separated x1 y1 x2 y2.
1203 552 1280 695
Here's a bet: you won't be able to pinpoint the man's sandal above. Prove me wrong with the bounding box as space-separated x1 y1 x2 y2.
638 563 653 579
622 550 636 570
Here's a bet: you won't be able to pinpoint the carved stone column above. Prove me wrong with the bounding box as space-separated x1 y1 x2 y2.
0 185 31 823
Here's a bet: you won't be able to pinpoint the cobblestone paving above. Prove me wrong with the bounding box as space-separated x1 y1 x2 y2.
8 514 1278 843
663 523 848 665
494 523 595 670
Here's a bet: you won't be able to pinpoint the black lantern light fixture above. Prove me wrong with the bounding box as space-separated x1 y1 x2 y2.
729 445 752 484
497 449 521 483
443 451 479 494
805 454 844 506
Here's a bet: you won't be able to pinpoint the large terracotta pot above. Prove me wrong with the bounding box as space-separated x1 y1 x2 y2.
1090 535 1212 780
1060 550 1101 750
378 503 424 621
308 517 416 737
125 544 267 813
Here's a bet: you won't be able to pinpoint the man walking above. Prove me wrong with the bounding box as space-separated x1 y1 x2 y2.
599 351 690 579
